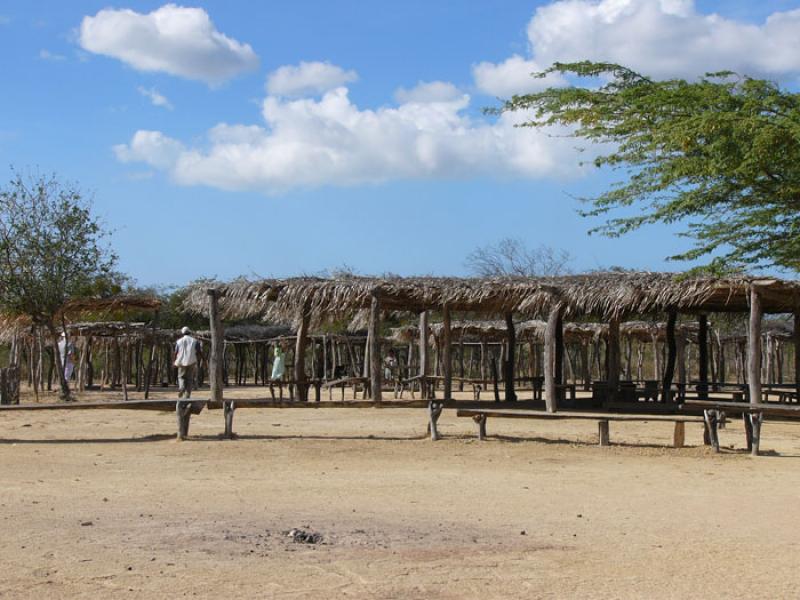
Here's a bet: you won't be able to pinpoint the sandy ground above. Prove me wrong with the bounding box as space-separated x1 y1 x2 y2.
2 387 800 599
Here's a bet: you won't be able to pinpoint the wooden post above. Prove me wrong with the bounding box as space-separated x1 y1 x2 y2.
369 292 382 402
676 332 687 386
504 312 517 402
544 302 563 412
555 311 564 388
662 310 677 403
748 285 763 406
442 303 452 400
207 289 224 404
748 285 764 456
698 314 709 399
490 356 500 402
419 310 429 400
673 421 685 449
794 310 800 402
607 317 621 402
598 420 610 446
295 304 310 401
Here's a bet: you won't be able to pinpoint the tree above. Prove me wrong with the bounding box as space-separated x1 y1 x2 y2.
500 62 800 272
0 170 118 399
465 238 572 277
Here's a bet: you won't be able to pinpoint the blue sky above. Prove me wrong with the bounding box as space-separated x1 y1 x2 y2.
1 0 799 286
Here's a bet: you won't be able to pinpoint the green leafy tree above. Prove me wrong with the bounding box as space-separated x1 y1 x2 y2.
500 62 800 272
0 170 118 399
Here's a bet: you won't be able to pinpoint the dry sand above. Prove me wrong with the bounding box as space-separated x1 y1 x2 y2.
2 388 800 599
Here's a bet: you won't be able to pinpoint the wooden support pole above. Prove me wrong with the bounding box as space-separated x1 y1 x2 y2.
544 302 563 413
369 292 382 402
676 332 687 386
555 311 564 388
607 317 621 402
504 312 517 402
473 414 487 440
419 310 429 400
795 310 800 402
207 289 224 404
748 285 763 407
442 303 452 400
662 310 677 403
295 304 311 401
698 314 709 399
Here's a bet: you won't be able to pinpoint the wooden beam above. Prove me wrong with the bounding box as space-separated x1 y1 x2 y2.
504 312 517 402
662 310 677 402
544 302 563 412
369 292 382 402
442 304 452 400
698 314 709 399
207 289 224 404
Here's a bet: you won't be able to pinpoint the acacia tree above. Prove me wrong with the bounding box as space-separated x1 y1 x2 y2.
466 238 572 277
501 62 800 272
0 171 118 400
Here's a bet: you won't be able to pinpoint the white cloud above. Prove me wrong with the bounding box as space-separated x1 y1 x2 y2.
114 82 585 193
266 61 358 96
474 0 800 97
394 81 465 104
39 49 66 61
473 55 565 98
79 4 258 85
138 86 174 110
114 130 185 170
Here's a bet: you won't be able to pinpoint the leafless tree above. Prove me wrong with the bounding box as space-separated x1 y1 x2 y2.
465 238 572 277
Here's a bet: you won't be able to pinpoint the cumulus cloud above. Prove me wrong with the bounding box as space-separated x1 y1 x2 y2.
79 4 258 85
394 81 465 104
138 86 173 110
114 82 585 193
265 61 358 96
474 0 800 97
473 55 565 98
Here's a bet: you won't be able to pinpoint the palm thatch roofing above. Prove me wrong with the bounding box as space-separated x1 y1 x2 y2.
183 273 800 326
0 295 162 344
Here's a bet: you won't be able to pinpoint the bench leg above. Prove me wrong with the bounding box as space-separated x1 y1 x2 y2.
703 410 719 453
223 400 235 439
743 412 753 452
750 412 763 457
427 401 443 441
598 420 610 447
472 414 487 440
176 401 192 441
673 421 685 448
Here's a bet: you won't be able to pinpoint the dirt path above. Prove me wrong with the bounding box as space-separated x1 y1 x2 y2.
1 391 799 598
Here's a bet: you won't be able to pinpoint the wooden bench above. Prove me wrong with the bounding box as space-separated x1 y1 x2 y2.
455 408 704 448
682 400 800 455
0 399 207 440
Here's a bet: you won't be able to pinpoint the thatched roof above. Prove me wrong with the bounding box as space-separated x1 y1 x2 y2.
182 273 800 326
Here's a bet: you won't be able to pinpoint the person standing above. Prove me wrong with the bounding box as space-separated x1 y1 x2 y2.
174 327 202 398
58 332 76 381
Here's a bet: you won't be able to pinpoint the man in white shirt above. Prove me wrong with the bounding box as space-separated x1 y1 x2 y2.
174 327 202 398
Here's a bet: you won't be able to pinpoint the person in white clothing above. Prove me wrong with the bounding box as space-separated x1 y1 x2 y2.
58 332 76 381
174 327 202 398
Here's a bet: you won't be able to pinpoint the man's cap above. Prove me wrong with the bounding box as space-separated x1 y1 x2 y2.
181 326 191 335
